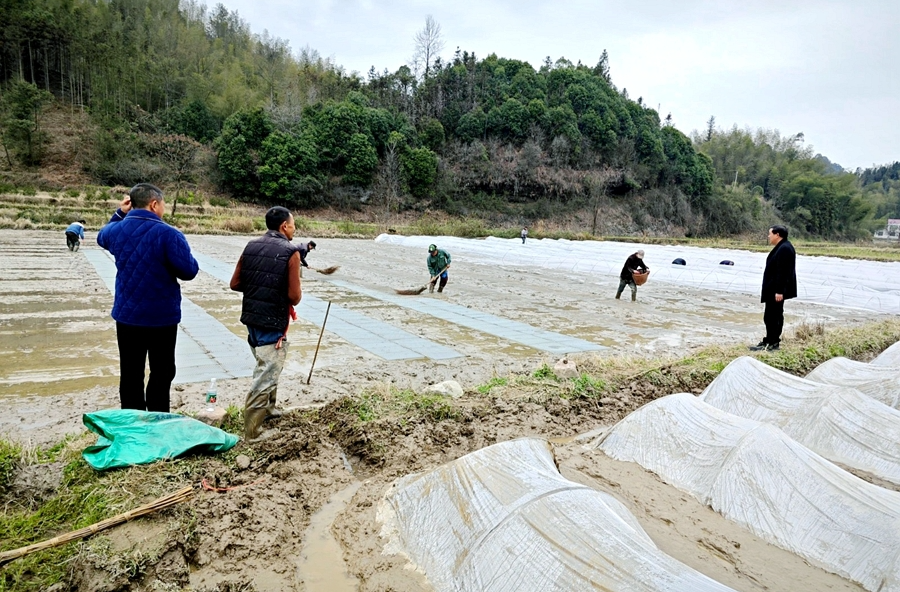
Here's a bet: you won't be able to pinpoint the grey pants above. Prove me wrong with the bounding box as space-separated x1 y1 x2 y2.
616 279 637 299
246 342 288 412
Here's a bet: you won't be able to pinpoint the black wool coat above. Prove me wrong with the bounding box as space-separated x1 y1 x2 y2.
761 239 797 302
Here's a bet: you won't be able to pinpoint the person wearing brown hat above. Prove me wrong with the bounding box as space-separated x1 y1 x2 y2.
615 250 648 301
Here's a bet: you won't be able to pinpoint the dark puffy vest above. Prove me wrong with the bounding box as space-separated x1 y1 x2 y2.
239 231 297 332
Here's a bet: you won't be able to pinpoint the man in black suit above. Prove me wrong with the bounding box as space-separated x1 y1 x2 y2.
750 225 797 351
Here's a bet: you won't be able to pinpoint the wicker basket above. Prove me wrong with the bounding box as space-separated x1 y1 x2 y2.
632 270 650 286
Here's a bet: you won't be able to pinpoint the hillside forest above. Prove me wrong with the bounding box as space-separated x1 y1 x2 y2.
1 0 898 239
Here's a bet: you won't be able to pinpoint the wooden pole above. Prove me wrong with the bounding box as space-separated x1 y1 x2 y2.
0 485 193 567
307 301 331 385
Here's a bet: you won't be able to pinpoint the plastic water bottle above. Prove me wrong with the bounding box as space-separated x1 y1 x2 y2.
205 378 217 411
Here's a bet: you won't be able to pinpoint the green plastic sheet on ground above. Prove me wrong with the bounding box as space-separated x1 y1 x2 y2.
82 409 239 471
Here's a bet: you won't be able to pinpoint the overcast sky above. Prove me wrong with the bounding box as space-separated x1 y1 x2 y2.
216 0 898 170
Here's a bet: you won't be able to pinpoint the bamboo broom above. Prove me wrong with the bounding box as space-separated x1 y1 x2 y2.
313 265 340 275
0 485 194 567
395 265 449 295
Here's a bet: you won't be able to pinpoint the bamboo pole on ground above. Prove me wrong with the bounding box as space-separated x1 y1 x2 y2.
0 485 194 567
307 301 331 385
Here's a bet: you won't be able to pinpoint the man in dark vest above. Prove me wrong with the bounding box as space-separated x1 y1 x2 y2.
750 225 797 352
230 206 302 439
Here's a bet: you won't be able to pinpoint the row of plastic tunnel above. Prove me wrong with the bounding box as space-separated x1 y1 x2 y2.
377 341 900 591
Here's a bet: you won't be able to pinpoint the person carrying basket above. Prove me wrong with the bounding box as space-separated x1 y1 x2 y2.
615 250 649 301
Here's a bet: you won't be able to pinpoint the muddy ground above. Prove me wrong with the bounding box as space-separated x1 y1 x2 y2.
0 229 891 591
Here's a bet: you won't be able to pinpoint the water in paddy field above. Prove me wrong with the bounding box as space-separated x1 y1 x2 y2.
0 230 889 402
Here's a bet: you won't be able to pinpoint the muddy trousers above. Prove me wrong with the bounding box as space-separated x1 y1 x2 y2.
66 232 80 251
763 299 785 345
429 272 449 293
244 342 288 437
615 279 637 301
116 322 177 413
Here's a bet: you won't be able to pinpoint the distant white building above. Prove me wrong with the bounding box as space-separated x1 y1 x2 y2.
874 218 900 240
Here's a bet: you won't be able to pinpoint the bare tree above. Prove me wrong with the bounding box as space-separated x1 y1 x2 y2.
144 133 201 218
375 132 404 219
412 15 445 79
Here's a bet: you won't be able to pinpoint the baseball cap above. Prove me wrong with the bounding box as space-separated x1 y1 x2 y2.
428 244 437 252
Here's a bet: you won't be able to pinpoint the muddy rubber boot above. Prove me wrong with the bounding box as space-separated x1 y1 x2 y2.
631 292 637 302
244 408 268 440
615 293 621 299
437 285 443 293
429 283 435 293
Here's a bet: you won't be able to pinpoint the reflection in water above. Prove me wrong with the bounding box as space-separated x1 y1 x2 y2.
298 481 361 592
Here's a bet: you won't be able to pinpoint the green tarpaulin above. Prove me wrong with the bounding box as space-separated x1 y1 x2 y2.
82 409 239 470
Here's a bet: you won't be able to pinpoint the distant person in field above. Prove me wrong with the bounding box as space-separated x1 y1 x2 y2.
615 250 649 301
230 206 302 440
521 226 528 244
427 244 451 293
750 225 796 352
65 219 86 251
298 240 316 275
97 183 199 413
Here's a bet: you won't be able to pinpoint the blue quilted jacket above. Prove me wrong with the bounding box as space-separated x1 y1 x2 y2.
97 209 199 326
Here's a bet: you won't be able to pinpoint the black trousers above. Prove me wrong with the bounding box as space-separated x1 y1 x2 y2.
116 322 177 412
763 299 785 345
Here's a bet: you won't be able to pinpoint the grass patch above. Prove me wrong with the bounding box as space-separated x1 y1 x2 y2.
0 434 206 592
569 373 607 398
476 376 508 394
0 441 127 591
0 440 21 492
532 364 557 380
340 384 457 424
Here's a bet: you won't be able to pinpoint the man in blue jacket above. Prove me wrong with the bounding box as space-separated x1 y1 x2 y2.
750 225 797 352
97 183 199 412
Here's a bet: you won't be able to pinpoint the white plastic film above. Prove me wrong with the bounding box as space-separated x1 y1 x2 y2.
375 234 900 314
806 356 900 408
596 393 900 592
873 341 900 367
378 438 737 592
700 356 900 485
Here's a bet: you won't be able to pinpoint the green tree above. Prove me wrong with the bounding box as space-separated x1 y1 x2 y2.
456 107 486 142
215 108 274 197
0 81 54 166
171 100 220 143
257 131 319 200
418 117 445 151
401 147 438 198
344 133 378 186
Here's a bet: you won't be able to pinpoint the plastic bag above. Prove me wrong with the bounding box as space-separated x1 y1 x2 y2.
82 409 239 470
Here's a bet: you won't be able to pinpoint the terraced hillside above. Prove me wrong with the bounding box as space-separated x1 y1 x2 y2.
0 189 267 234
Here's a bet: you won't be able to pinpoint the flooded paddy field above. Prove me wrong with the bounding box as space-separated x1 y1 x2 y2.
0 228 892 592
0 229 883 445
